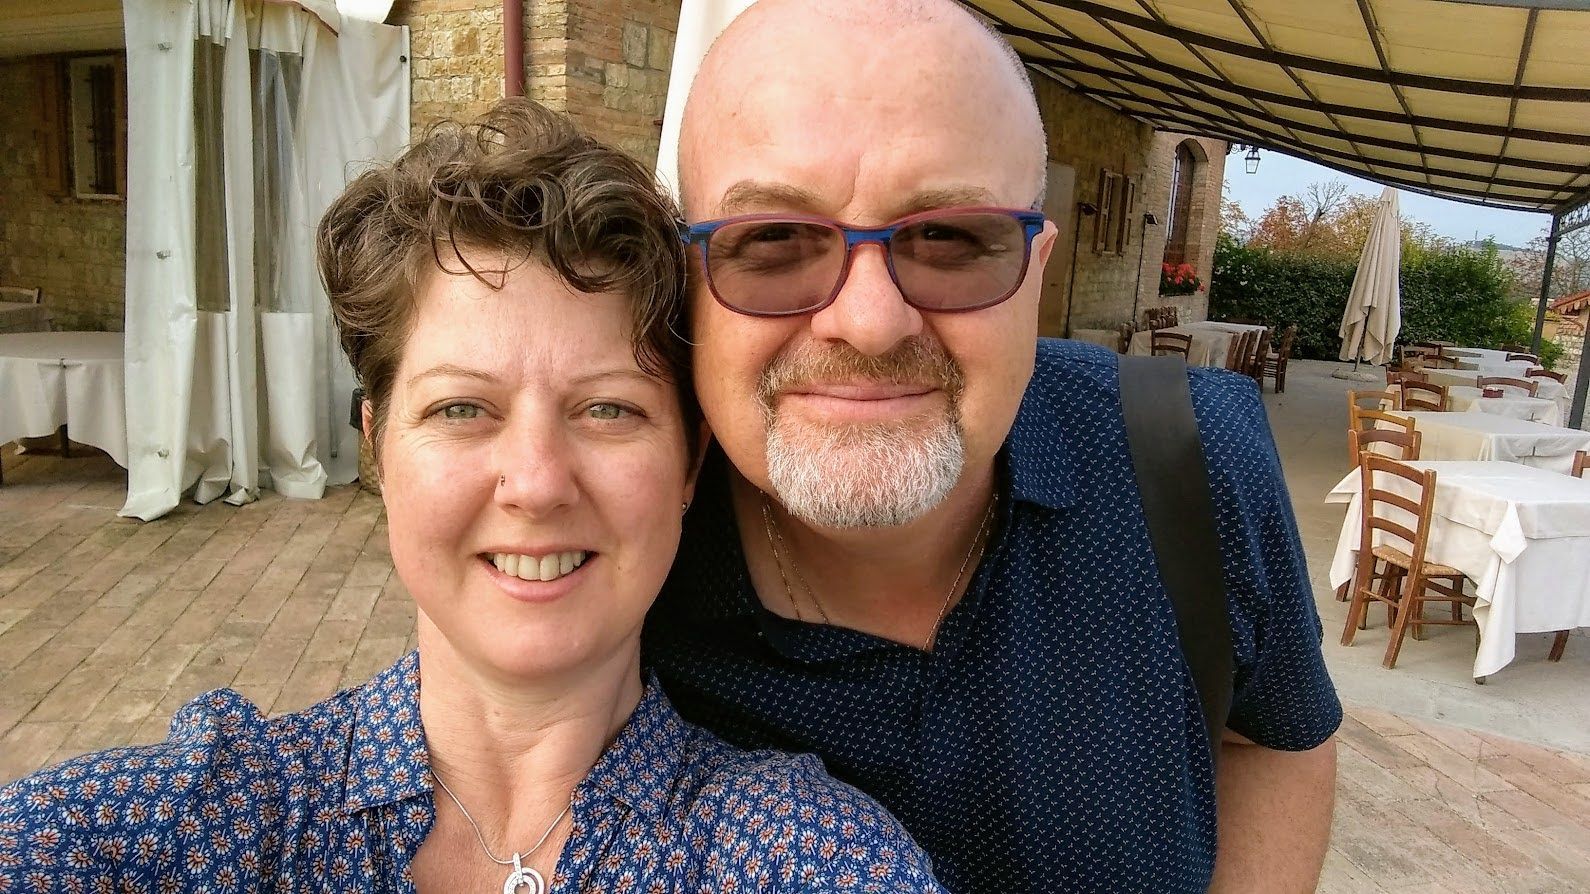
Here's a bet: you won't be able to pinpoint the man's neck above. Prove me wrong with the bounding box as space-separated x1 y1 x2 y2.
731 462 1000 649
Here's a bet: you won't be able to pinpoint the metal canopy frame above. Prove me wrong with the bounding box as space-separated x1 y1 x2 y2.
964 0 1590 425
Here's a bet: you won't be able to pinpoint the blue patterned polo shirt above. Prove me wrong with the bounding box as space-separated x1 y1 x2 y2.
644 338 1343 893
0 652 946 893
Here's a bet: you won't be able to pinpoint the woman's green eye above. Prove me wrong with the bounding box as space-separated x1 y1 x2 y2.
440 404 482 420
588 403 629 420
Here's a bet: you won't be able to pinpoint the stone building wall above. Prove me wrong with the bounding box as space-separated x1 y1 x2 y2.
0 57 126 331
390 0 677 165
1030 75 1225 338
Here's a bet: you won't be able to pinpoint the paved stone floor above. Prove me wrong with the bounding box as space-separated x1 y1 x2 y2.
2 385 1588 890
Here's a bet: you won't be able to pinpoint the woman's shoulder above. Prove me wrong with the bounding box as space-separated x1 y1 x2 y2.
666 717 945 892
0 671 379 888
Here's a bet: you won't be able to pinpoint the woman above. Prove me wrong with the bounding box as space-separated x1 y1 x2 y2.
0 100 944 894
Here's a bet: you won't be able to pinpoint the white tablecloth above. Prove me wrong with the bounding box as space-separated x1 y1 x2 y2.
1445 347 1514 365
1390 411 1590 474
0 332 127 467
1327 461 1590 677
1421 367 1566 402
1389 384 1560 425
1453 358 1537 376
1127 321 1266 367
1069 328 1123 352
0 301 51 334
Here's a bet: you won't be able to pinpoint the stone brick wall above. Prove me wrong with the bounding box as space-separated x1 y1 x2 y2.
389 0 505 133
1030 76 1226 338
391 1 677 165
0 58 126 332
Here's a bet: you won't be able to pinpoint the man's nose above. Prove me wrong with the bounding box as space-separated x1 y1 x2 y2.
808 242 923 355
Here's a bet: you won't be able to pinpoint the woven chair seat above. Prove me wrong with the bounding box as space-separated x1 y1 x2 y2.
1370 544 1461 578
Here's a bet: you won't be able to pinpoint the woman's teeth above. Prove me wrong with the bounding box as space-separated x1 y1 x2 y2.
490 551 588 582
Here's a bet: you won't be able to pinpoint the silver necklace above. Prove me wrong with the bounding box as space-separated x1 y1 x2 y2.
759 492 996 650
431 770 570 894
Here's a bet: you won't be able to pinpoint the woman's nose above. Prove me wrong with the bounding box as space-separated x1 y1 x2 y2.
491 424 580 517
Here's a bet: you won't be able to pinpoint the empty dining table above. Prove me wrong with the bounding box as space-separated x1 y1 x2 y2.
0 331 127 468
1419 367 1566 403
1327 461 1590 678
1390 384 1560 425
1389 410 1590 474
1126 320 1266 367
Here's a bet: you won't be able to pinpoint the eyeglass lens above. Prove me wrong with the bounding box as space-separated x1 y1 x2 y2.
704 211 1030 315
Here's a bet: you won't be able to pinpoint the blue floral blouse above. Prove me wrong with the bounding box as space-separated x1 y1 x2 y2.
0 652 943 893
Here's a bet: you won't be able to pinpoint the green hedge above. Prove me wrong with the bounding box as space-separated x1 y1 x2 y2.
1209 234 1560 368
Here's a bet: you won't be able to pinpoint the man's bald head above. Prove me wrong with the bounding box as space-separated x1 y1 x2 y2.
677 0 1047 217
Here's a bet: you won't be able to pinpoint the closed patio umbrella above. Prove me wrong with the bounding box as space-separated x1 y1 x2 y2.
655 0 756 198
1337 186 1402 374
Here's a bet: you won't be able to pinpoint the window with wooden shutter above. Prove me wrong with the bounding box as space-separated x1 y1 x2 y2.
35 58 69 197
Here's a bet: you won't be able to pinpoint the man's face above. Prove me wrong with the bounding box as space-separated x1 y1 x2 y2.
682 21 1056 528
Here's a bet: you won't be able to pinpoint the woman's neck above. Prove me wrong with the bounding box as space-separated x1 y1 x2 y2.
415 621 644 832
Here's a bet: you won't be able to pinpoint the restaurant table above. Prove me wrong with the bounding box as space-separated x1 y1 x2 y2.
0 301 51 334
1327 461 1590 678
1126 320 1267 367
1453 357 1536 375
0 332 126 467
1070 328 1123 352
1388 411 1590 474
1446 347 1516 365
1420 367 1566 403
1388 384 1560 425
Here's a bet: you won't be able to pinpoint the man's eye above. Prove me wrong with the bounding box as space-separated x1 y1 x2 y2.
437 404 483 420
587 403 632 421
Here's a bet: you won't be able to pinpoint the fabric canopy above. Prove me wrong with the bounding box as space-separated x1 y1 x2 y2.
1340 187 1403 366
967 0 1590 213
120 0 409 520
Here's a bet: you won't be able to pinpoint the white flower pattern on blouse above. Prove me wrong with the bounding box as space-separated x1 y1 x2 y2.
0 652 945 893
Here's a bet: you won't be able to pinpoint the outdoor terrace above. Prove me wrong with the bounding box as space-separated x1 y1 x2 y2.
0 357 1587 892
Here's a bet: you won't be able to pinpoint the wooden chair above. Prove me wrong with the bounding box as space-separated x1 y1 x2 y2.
1222 316 1263 326
1505 352 1541 365
0 285 42 304
1475 376 1539 397
1575 450 1589 479
1247 328 1271 384
1224 330 1255 372
1346 400 1413 467
1499 343 1530 354
1342 454 1475 669
1398 380 1448 412
1151 330 1192 358
1141 305 1179 331
1116 321 1135 354
1526 367 1565 383
1348 427 1421 462
1263 324 1297 393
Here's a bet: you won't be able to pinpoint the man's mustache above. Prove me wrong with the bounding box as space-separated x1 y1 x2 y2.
757 338 966 409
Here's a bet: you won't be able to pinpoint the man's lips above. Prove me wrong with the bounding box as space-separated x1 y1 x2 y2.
784 382 939 401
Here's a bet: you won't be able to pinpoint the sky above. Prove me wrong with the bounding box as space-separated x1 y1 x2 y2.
1222 151 1553 250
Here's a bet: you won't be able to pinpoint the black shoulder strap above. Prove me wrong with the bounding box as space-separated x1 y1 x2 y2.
1118 355 1234 769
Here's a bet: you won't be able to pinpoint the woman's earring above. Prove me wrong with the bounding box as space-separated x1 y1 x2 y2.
681 502 690 514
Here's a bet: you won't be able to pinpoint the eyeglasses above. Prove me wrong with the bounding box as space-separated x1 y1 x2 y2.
680 206 1047 317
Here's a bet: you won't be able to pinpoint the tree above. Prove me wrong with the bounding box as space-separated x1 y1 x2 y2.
1506 225 1590 303
1239 180 1444 258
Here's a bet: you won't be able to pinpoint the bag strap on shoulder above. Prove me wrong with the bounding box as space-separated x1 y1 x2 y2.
1118 355 1234 769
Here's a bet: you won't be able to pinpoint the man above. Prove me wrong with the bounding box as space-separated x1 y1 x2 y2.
644 1 1341 891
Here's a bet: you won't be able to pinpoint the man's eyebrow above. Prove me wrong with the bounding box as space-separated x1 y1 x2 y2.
714 182 1003 219
406 364 501 388
716 181 826 216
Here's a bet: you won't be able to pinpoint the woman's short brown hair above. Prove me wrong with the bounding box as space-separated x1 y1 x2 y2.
318 98 691 456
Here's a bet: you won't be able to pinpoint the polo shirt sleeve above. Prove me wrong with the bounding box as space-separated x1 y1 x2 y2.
1190 370 1343 751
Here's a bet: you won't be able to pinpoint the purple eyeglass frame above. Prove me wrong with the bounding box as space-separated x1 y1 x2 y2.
678 206 1048 318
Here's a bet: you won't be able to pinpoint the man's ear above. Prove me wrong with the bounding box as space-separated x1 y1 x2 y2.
682 421 713 509
1035 219 1060 270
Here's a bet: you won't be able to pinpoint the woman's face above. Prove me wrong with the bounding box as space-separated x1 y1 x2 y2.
378 256 696 684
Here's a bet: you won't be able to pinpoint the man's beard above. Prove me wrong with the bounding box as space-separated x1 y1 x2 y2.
758 338 966 529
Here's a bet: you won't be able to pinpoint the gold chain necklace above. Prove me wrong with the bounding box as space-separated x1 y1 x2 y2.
758 493 997 651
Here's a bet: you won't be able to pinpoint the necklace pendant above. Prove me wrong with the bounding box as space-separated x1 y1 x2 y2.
503 854 546 894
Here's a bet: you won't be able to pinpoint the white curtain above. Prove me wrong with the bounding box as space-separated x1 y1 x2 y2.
120 0 409 521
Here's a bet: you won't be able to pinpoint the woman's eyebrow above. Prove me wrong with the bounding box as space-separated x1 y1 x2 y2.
405 364 502 388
